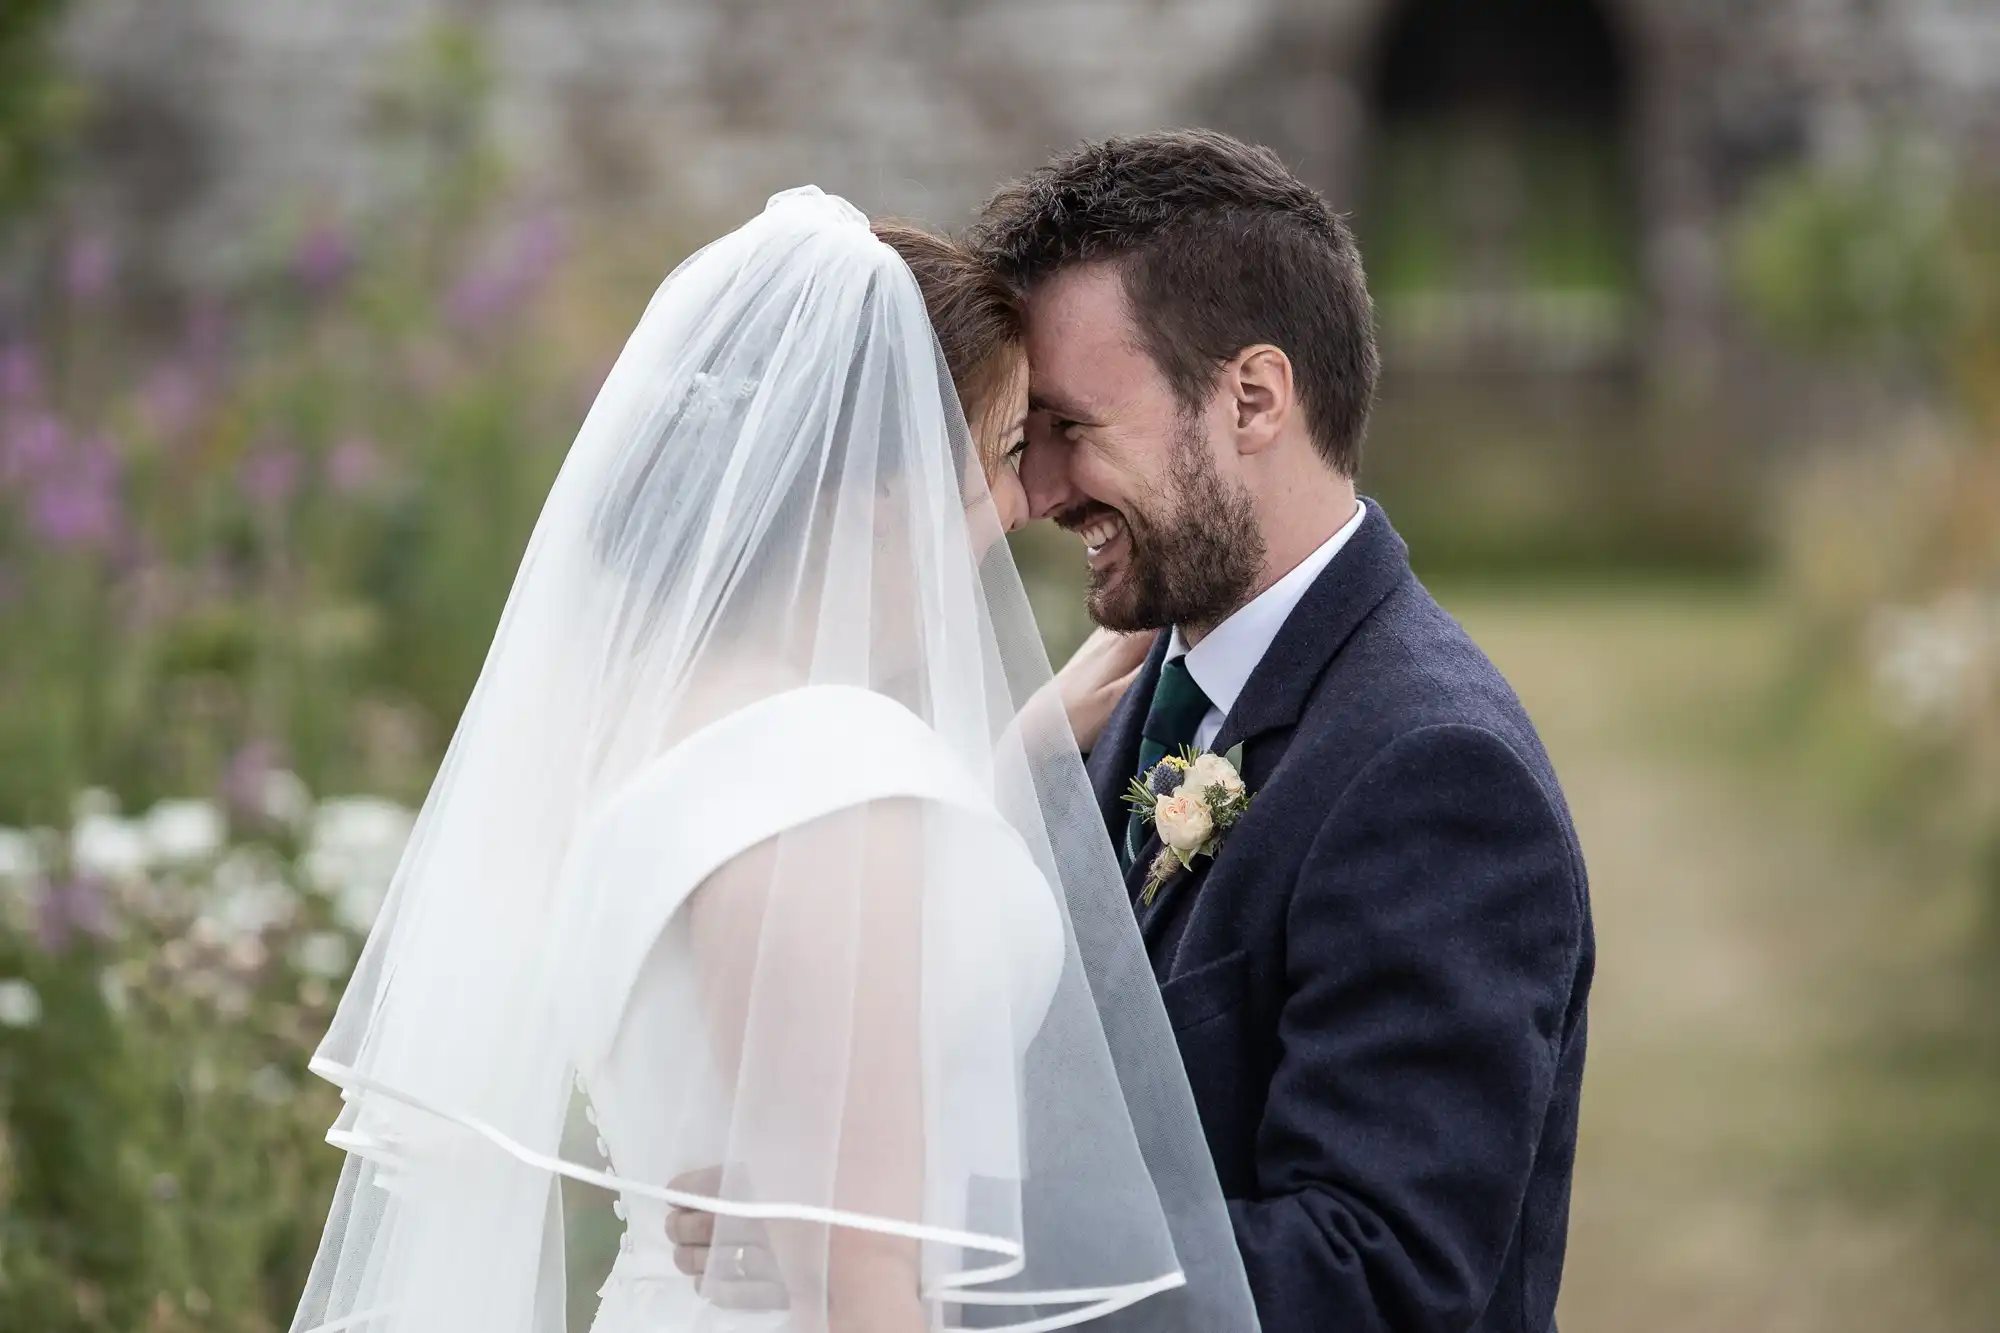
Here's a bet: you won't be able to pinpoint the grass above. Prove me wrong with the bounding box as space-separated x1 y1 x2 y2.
1443 583 1999 1331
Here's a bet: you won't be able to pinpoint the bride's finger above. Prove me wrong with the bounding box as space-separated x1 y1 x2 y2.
672 1242 708 1277
665 1208 715 1246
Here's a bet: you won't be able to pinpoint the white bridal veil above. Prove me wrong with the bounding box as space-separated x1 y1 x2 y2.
290 187 1259 1333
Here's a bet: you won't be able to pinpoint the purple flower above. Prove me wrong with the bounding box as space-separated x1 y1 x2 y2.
64 235 118 304
0 345 38 404
1144 758 1186 798
293 223 353 294
326 435 382 494
33 485 118 551
138 363 205 439
2 412 65 484
29 434 121 553
38 876 111 953
446 212 568 331
446 266 516 330
240 445 303 510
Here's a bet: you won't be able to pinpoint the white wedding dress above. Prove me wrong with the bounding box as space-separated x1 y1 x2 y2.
289 186 1259 1333
555 685 1066 1332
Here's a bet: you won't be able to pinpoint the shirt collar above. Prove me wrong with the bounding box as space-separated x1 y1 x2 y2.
1168 499 1367 720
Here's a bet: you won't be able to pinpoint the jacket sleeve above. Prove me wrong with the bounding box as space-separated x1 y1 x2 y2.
1229 723 1583 1333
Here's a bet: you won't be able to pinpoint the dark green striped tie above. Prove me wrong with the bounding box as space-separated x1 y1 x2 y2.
1123 657 1212 871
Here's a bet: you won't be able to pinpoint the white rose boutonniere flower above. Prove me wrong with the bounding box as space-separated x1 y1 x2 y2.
1124 744 1253 905
1183 752 1245 800
1154 792 1214 854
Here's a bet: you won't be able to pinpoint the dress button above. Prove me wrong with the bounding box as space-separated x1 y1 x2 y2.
595 1136 610 1157
612 1200 627 1220
619 1234 632 1253
583 1107 598 1126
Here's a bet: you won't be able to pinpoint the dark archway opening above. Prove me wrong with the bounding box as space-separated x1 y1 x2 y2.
1361 0 1638 375
1354 0 1746 575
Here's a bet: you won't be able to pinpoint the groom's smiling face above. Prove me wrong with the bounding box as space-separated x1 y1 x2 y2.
1020 263 1263 636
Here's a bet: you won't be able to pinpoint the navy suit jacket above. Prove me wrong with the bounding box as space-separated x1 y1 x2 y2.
1087 503 1593 1333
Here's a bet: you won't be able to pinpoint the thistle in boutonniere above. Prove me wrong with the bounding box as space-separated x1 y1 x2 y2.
1124 744 1252 905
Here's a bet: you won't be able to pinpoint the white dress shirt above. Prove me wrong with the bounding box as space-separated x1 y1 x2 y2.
1169 500 1367 750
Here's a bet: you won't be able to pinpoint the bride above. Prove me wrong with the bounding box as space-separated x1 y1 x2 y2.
288 187 1259 1333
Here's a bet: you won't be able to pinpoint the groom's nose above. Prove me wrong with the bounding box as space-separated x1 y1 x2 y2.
1018 422 1079 522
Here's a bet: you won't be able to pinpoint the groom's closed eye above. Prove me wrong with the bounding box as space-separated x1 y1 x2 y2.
1028 388 1101 429
1026 413 1086 450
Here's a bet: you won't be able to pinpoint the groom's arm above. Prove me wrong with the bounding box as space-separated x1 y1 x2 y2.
1230 723 1584 1333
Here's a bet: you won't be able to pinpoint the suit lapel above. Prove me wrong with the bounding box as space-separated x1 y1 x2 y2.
1083 501 1416 945
1210 500 1410 756
1136 502 1415 954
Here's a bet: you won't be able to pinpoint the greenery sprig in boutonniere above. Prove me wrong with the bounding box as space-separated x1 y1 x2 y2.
1124 744 1252 906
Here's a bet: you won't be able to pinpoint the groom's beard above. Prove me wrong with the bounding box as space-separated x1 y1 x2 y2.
1087 417 1264 636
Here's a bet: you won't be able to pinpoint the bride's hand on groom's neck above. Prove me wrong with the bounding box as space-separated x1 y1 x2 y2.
1054 626 1155 753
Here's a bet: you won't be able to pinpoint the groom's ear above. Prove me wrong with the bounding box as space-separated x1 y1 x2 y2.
1225 345 1295 457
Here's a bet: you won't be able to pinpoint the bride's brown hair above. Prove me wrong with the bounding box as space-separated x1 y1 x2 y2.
871 222 1023 465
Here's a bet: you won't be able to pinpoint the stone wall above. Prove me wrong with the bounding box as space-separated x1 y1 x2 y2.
52 0 2000 378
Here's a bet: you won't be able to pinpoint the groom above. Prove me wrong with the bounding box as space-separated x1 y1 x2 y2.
974 130 1593 1333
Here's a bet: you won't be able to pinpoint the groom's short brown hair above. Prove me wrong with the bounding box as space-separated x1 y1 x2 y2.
968 128 1379 476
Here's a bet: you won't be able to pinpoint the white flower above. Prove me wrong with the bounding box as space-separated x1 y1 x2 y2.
1184 752 1245 800
1868 592 1998 728
304 797 414 932
248 1064 294 1106
1154 792 1214 855
73 812 149 882
0 978 42 1028
0 827 39 881
294 930 351 980
203 848 297 940
143 799 224 866
258 770 314 831
100 968 129 1016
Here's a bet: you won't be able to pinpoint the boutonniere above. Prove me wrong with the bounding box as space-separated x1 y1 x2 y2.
1124 744 1253 906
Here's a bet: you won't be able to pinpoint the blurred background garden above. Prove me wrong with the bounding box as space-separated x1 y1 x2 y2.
0 1 1996 1329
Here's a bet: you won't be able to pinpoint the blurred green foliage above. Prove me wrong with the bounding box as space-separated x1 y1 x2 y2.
1736 142 2000 912
0 20 596 826
0 0 79 221
0 21 612 1329
1734 142 1965 370
1367 121 1638 299
0 807 375 1333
